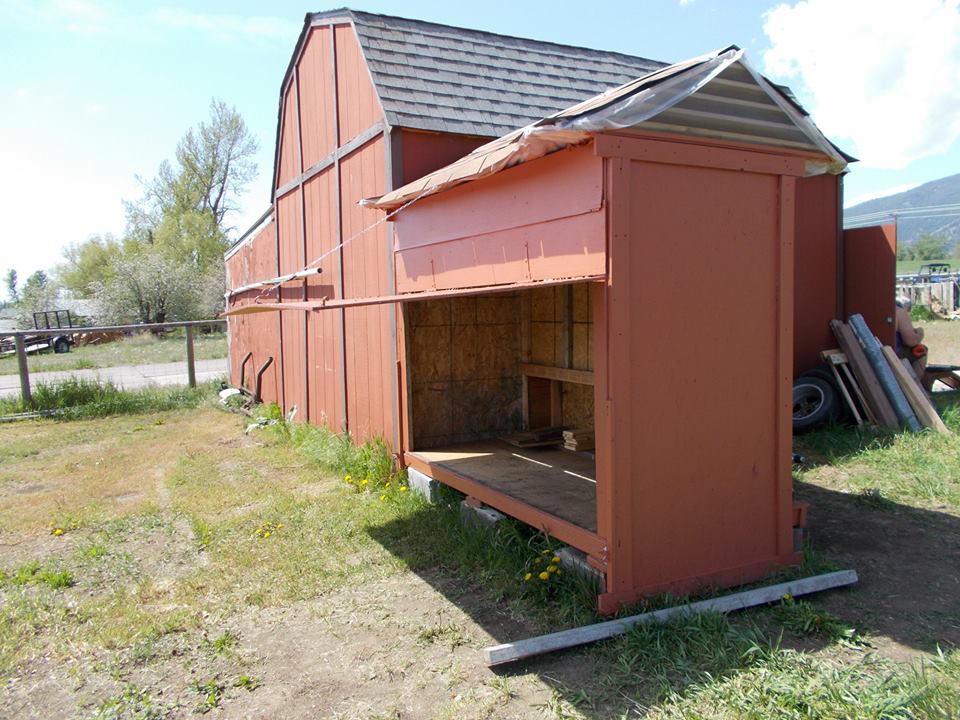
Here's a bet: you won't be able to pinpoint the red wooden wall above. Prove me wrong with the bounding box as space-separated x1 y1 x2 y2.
227 22 397 445
843 223 897 347
225 219 281 405
593 136 798 612
793 173 840 373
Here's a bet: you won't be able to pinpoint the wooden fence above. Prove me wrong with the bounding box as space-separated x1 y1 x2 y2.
1 320 227 406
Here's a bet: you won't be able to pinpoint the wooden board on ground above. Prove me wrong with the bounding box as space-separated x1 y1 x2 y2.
881 346 950 434
830 320 899 430
483 570 859 666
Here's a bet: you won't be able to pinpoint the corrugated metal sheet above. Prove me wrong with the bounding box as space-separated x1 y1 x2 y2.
370 50 848 211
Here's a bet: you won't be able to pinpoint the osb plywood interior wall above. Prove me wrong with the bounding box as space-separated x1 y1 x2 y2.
408 283 595 449
408 295 523 448
529 284 594 430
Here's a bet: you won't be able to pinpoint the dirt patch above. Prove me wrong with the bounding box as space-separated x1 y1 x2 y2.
797 482 960 660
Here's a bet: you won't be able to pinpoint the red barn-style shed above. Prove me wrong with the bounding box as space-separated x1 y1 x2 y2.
225 10 879 612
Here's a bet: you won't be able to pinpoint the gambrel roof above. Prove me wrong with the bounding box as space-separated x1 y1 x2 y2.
304 8 668 138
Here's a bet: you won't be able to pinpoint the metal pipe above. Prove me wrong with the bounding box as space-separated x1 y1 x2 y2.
239 351 253 390
226 267 322 298
254 357 274 404
848 313 921 432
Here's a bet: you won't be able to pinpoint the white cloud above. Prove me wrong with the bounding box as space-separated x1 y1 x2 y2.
762 0 960 169
4 0 113 33
150 8 300 44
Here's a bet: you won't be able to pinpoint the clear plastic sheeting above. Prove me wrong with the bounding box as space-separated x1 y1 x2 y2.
367 46 850 211
553 47 741 133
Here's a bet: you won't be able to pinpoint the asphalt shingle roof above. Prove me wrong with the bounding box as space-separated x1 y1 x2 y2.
311 8 668 138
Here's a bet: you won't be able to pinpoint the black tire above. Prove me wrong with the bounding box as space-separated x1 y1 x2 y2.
793 376 839 434
799 365 850 421
798 365 837 389
52 337 70 354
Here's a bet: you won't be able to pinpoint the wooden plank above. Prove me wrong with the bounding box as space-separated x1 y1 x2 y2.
14 334 31 406
842 363 877 425
484 570 858 666
848 314 920 432
882 346 950 434
829 321 898 429
404 451 606 559
828 361 863 427
520 363 594 386
821 350 872 426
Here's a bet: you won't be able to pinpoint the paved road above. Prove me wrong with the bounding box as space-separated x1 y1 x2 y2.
0 359 229 399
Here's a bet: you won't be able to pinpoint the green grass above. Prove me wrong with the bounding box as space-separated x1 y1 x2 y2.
0 330 227 374
1 401 958 717
0 377 220 418
794 398 960 510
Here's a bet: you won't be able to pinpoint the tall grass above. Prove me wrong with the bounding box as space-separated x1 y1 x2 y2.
0 378 217 419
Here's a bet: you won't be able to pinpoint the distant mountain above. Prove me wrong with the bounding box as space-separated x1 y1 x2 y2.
844 172 960 247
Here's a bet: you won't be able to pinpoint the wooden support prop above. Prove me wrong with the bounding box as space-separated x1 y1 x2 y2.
827 359 863 427
820 349 872 427
483 570 858 667
881 346 950 434
14 334 31 407
830 321 899 430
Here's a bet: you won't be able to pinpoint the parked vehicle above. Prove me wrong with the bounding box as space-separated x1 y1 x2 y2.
0 310 77 356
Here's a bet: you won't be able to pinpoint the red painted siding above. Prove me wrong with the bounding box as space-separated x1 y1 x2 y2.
794 173 840 373
276 85 300 189
334 24 381 144
393 147 606 293
340 136 393 443
303 167 345 431
399 130 489 185
226 220 281 406
277 189 306 417
595 141 796 611
844 224 897 347
298 27 337 169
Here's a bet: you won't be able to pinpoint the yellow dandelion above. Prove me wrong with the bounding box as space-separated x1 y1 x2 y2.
255 528 263 536
552 556 561 564
344 474 352 482
547 565 558 573
523 573 532 582
541 549 550 556
263 531 271 538
53 528 63 536
379 495 386 502
782 593 792 602
533 557 542 565
276 522 282 529
399 485 408 492
538 572 550 581
360 479 368 486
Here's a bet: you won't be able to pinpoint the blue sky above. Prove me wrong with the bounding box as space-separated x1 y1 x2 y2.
2 0 959 283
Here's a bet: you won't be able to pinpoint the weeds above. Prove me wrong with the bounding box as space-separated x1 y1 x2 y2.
0 377 219 418
6 560 75 590
192 678 224 713
773 595 862 643
91 684 167 720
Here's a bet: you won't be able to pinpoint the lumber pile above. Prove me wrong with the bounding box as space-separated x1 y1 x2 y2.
826 314 949 434
562 429 594 451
